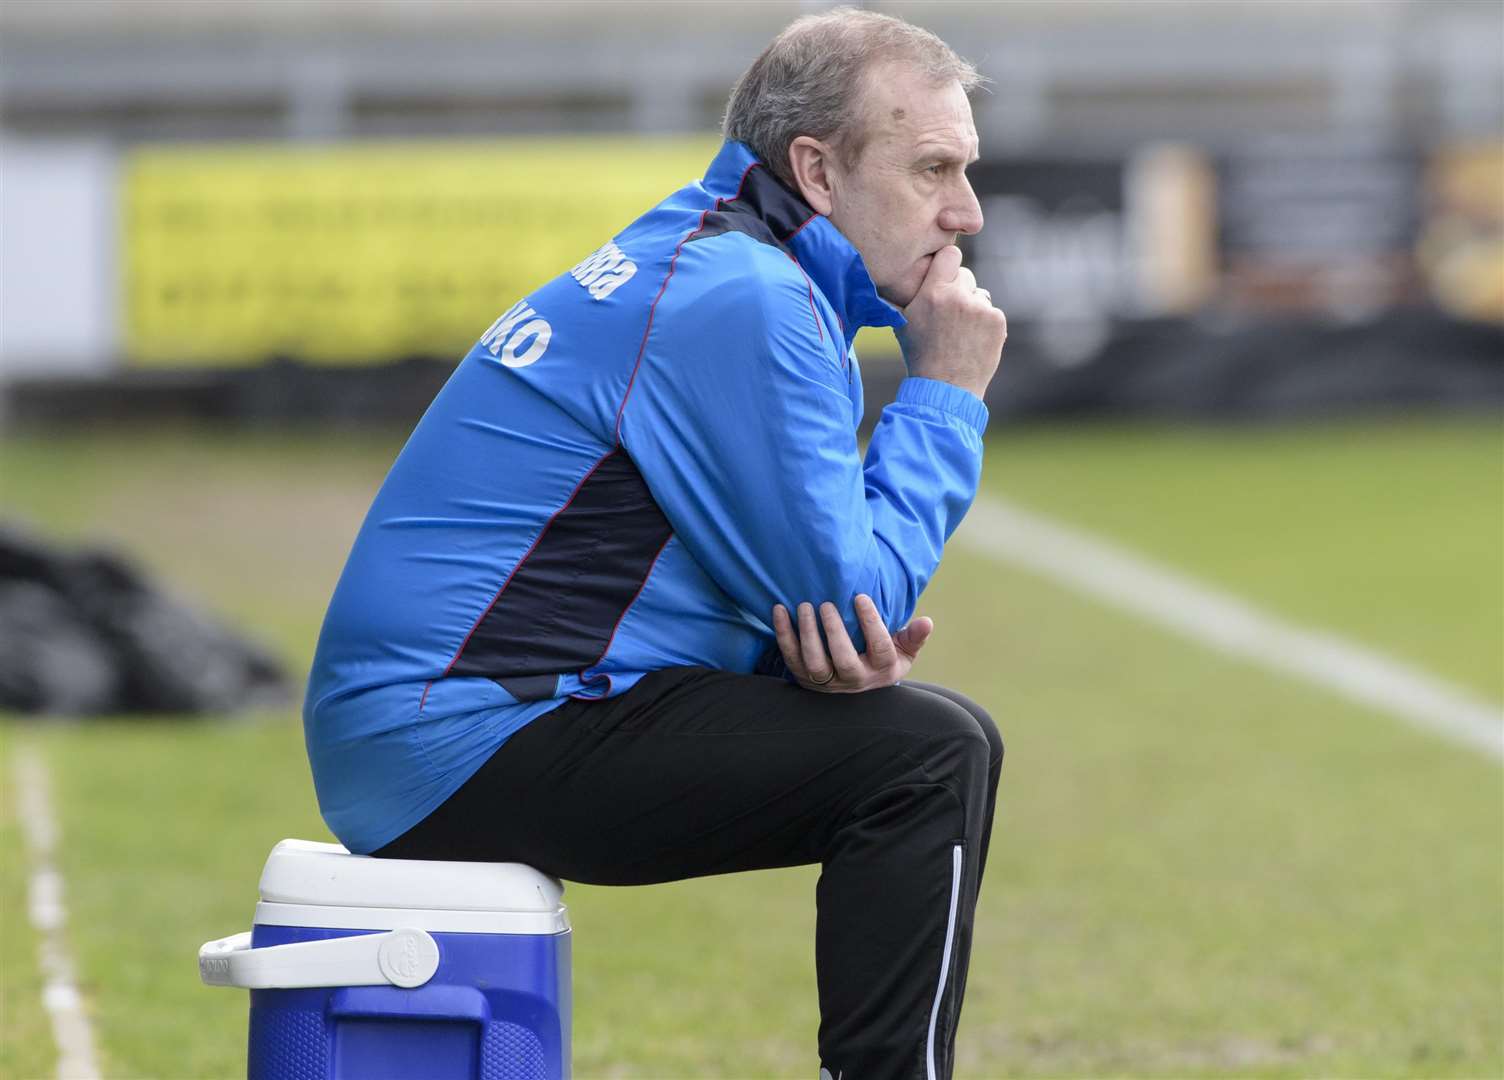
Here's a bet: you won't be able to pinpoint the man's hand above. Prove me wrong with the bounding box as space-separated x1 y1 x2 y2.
771 593 934 693
895 245 1007 399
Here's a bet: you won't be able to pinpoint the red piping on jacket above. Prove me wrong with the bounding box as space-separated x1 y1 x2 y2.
418 447 618 712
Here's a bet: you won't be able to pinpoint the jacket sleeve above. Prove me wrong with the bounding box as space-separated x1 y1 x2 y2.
617 243 987 649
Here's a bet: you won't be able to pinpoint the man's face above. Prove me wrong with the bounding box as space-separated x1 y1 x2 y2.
824 65 983 309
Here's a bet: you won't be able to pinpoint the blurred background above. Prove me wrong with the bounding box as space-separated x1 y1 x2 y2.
3 0 1502 418
1 2 1500 1078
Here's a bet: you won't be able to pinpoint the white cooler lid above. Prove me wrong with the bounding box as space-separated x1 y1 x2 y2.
254 839 569 935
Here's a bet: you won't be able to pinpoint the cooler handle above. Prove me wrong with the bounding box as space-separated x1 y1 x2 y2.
198 927 440 990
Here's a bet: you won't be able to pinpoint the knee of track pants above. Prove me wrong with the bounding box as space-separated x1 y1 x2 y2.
944 689 1004 771
906 692 995 806
973 704 1004 771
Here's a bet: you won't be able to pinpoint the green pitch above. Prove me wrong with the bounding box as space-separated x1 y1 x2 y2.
2 416 1500 1078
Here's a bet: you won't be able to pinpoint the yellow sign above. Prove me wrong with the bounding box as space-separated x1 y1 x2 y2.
122 137 720 366
1419 141 1504 323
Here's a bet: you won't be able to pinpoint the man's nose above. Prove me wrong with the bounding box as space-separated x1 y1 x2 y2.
939 177 984 237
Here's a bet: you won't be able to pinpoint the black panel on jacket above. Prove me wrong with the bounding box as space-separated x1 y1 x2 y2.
449 448 673 699
688 165 817 255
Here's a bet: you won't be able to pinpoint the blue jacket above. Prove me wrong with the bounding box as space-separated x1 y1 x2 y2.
305 140 989 853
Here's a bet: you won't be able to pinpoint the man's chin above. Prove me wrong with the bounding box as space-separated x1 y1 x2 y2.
878 281 923 311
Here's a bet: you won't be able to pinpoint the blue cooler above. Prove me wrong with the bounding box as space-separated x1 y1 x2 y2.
199 839 571 1080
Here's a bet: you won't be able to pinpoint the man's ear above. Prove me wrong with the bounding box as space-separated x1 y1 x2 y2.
787 135 835 216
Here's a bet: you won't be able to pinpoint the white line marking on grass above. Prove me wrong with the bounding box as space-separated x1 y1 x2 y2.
14 746 102 1080
959 495 1504 761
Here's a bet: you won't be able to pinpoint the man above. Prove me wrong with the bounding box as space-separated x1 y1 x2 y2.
305 7 1005 1077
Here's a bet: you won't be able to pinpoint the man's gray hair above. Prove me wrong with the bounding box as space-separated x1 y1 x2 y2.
723 6 982 187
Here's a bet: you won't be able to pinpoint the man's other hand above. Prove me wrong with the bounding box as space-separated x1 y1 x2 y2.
895 244 1006 400
771 594 934 693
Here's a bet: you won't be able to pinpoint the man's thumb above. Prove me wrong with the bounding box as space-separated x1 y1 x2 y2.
895 615 934 658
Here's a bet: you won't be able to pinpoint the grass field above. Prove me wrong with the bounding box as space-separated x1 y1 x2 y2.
1 415 1500 1078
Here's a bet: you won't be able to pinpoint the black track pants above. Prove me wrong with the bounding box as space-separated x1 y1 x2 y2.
375 666 1004 1079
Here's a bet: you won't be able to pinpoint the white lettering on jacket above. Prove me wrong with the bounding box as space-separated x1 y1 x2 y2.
479 300 552 368
570 240 638 301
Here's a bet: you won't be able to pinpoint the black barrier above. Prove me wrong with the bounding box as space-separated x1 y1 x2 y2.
6 311 1501 431
978 311 1504 422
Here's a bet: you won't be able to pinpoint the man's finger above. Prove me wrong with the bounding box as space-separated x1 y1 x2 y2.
894 615 934 659
797 602 834 683
819 601 863 679
772 604 808 680
914 245 963 301
854 594 898 670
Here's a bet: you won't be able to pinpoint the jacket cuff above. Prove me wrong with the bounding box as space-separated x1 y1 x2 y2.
896 377 990 436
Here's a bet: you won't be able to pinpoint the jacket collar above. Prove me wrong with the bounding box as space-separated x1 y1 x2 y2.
702 140 906 347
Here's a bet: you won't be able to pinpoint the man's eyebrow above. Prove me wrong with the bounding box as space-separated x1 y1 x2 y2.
915 141 980 165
